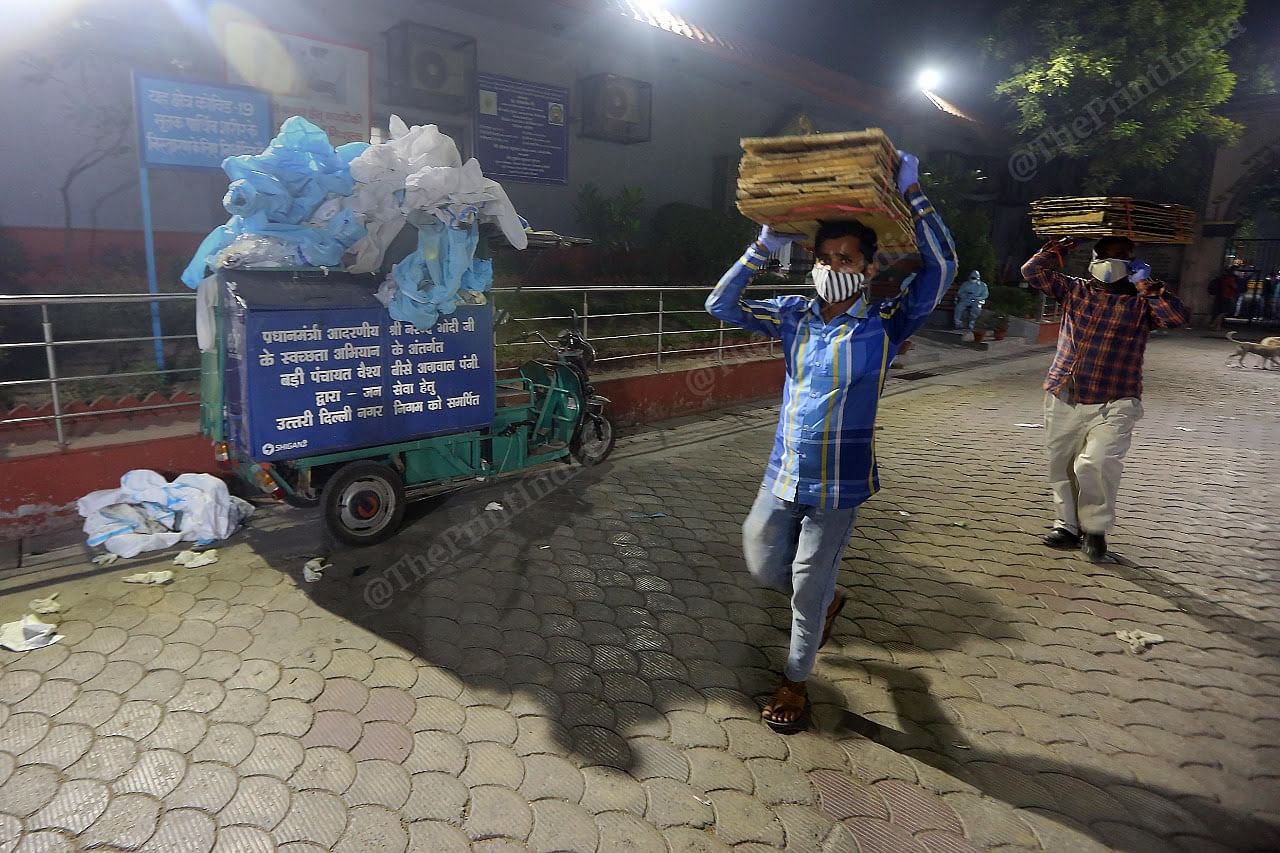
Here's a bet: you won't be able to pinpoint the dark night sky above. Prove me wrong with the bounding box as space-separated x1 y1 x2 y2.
659 0 1278 119
660 0 1009 115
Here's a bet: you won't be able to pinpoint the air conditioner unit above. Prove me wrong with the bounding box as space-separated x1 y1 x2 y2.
386 22 475 113
603 81 640 123
409 45 468 98
580 74 652 144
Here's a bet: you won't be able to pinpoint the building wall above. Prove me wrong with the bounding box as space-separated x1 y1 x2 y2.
0 0 907 258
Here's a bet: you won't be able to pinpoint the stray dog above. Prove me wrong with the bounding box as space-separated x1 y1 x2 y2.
1227 332 1280 369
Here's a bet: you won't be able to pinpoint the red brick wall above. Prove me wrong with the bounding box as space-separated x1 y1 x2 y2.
8 226 204 278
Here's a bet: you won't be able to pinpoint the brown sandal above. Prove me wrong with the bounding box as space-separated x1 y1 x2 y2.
820 592 847 648
762 681 811 734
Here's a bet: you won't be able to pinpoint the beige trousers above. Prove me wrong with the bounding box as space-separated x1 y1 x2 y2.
1043 393 1143 534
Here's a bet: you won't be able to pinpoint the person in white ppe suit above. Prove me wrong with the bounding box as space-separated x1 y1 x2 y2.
953 270 988 331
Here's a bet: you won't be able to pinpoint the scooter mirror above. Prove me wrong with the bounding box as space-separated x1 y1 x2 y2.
570 308 580 330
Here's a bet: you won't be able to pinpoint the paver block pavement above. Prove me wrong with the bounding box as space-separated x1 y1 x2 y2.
2 337 1278 851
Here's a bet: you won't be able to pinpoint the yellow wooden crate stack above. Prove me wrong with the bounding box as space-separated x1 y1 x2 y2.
735 129 917 254
1030 197 1194 244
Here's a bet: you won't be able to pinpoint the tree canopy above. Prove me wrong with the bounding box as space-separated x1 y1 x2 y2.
988 0 1246 193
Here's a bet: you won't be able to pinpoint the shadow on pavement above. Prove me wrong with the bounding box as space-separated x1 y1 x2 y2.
823 662 1280 853
236 450 1277 853
1107 553 1280 661
240 460 782 774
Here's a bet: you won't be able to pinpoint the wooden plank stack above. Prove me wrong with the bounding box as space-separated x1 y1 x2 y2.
735 129 917 254
1030 197 1194 244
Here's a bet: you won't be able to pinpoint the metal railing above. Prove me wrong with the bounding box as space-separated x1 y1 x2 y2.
0 283 790 448
1038 294 1063 324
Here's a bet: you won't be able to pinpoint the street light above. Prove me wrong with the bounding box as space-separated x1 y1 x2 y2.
916 68 943 91
634 0 669 16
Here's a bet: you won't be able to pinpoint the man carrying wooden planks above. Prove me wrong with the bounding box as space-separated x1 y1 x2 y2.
1022 235 1189 563
705 151 957 732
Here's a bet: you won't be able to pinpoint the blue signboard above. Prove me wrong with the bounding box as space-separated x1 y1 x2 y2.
221 272 494 463
476 73 568 185
135 74 272 170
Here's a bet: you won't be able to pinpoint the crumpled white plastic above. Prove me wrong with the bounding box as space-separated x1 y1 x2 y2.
78 470 254 558
28 593 61 614
122 570 175 585
303 557 330 583
196 276 218 352
174 549 219 568
404 157 526 246
345 115 527 274
0 615 62 652
1115 629 1166 654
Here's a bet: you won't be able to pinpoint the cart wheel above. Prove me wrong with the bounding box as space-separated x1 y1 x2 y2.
571 413 616 466
321 462 406 547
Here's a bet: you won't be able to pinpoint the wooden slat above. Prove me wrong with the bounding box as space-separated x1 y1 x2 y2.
735 127 918 253
740 128 893 154
1029 195 1193 244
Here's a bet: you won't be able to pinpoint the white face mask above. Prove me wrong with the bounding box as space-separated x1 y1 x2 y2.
1088 254 1130 284
812 265 866 303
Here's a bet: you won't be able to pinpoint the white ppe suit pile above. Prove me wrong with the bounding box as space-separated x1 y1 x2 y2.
78 470 253 558
344 115 527 274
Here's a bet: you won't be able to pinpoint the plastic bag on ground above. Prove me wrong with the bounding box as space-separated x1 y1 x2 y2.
0 615 62 652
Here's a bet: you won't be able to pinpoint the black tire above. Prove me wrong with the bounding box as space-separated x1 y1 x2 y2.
571 413 616 466
320 461 406 547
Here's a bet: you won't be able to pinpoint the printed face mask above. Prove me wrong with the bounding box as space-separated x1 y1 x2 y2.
1088 254 1130 284
812 265 866 303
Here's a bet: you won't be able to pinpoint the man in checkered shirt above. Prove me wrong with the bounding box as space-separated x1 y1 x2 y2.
1022 236 1189 562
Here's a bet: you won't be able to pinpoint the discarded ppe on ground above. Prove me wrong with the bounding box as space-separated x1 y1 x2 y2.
303 557 330 583
174 549 219 569
78 470 253 558
484 502 504 512
91 553 121 567
122 570 175 585
1115 628 1166 654
28 593 61 615
0 615 63 652
181 117 370 287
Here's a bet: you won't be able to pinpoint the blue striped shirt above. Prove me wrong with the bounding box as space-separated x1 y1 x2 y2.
706 187 956 508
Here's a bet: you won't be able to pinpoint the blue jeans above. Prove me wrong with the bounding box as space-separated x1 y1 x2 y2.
742 486 858 682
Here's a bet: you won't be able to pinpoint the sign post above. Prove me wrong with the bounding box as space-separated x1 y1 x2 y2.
132 73 272 370
137 166 164 370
